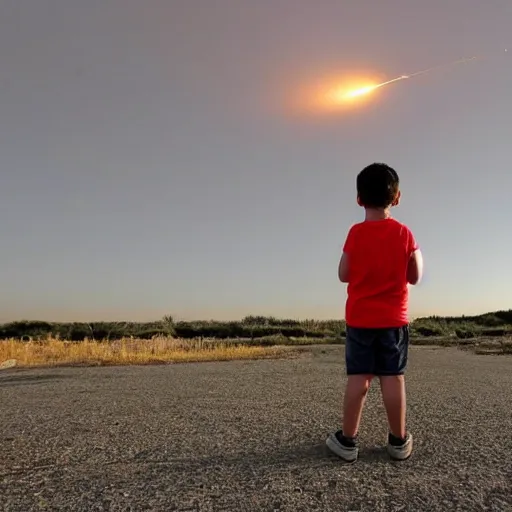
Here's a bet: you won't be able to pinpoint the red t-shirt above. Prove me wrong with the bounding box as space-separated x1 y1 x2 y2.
343 218 418 328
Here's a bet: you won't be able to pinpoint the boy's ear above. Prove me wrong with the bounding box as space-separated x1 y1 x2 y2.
392 190 401 207
357 195 363 207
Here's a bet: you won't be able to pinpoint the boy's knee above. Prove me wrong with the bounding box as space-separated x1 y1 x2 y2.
348 374 373 394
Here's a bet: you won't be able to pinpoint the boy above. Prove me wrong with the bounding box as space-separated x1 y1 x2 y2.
326 162 423 463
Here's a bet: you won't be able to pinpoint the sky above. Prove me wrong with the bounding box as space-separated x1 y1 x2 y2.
1 0 511 322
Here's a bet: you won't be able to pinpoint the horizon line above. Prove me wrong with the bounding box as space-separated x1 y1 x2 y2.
1 308 511 324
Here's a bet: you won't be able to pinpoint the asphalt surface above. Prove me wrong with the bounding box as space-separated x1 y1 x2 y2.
1 345 511 512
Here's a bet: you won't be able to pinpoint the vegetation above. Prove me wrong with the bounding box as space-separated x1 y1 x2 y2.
0 337 293 368
2 311 511 368
472 339 512 355
0 310 511 346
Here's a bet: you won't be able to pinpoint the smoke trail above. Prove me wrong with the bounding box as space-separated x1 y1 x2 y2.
404 56 480 79
343 56 480 100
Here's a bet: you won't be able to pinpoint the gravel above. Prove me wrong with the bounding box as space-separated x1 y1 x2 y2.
1 345 511 511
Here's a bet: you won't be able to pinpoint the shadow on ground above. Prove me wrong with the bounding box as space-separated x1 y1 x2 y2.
129 437 393 474
0 372 74 388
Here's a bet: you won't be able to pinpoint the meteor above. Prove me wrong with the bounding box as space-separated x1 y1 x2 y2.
343 76 409 99
341 56 479 101
292 50 509 115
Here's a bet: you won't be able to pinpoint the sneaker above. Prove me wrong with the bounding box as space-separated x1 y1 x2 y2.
387 432 413 460
326 430 358 463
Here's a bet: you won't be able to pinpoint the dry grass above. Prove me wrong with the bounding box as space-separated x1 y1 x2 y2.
0 337 292 368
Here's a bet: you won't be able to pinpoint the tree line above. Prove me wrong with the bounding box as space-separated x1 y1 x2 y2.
0 310 511 341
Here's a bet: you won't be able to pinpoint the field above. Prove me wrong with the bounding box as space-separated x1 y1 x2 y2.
1 344 511 511
2 310 512 370
0 337 292 368
1 334 511 373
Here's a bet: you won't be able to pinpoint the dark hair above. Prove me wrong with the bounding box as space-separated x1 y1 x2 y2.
356 162 400 208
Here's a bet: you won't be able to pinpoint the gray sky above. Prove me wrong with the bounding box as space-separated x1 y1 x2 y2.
1 0 511 322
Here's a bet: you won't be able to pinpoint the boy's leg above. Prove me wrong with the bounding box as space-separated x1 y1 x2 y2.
375 325 412 460
379 374 406 439
342 374 373 437
326 327 375 462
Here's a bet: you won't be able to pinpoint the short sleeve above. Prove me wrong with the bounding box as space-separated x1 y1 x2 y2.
406 227 419 255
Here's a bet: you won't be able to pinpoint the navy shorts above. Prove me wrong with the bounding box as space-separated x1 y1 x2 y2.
345 325 409 376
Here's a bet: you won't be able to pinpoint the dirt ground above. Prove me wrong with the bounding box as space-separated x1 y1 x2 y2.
1 345 511 511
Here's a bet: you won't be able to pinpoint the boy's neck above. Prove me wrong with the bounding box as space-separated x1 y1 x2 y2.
364 207 392 221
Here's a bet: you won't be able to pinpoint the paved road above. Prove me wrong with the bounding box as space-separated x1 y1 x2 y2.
1 345 511 511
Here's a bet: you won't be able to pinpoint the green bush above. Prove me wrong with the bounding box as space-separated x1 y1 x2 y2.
455 329 476 339
0 320 54 339
136 329 173 340
413 326 441 337
67 323 93 341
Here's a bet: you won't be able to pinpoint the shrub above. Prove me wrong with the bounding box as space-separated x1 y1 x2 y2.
414 326 444 337
480 328 508 337
455 329 476 339
0 320 54 339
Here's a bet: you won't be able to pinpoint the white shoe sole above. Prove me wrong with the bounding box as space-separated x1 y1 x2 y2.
326 433 358 463
387 433 413 460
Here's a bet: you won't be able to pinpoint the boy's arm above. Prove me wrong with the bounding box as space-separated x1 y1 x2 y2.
338 252 350 283
338 227 354 283
407 249 424 285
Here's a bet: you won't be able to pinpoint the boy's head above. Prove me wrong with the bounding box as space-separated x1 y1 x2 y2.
356 162 400 209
